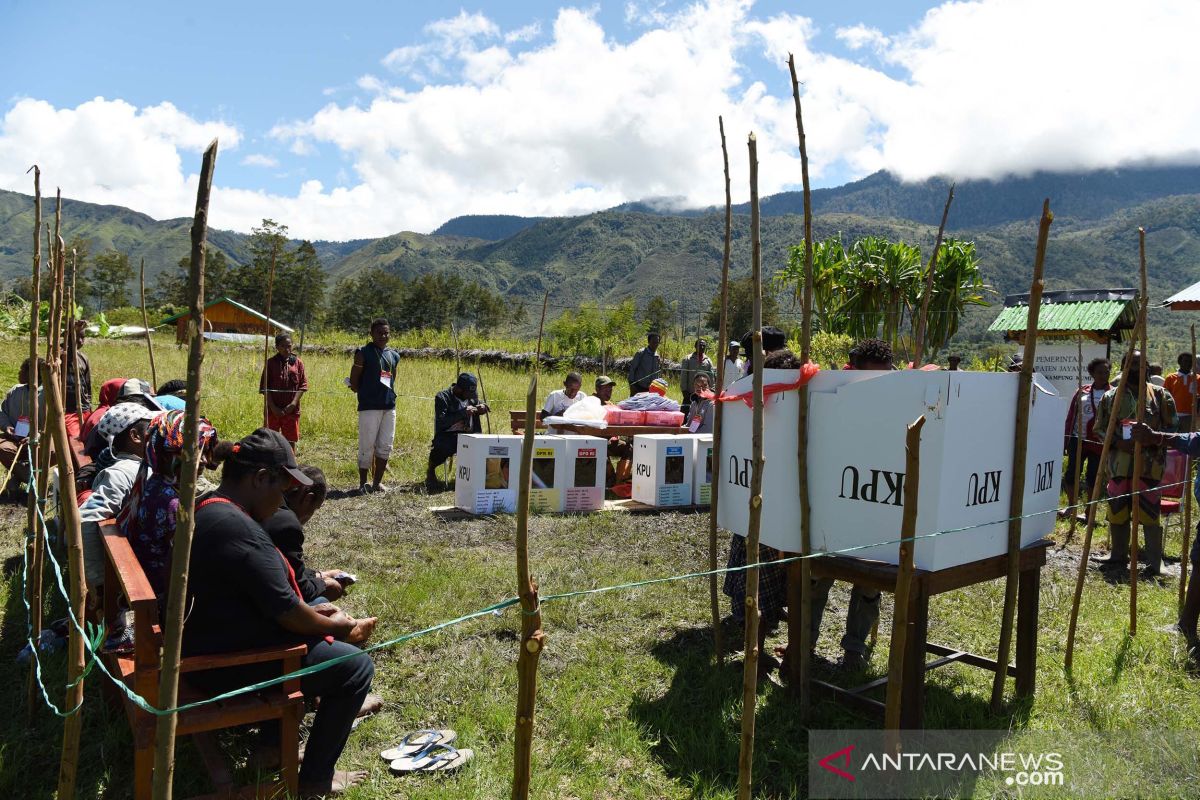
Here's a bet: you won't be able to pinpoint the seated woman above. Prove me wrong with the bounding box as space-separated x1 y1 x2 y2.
684 374 714 434
264 465 355 603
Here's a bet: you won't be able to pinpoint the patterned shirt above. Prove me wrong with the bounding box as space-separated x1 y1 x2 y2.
1094 383 1177 480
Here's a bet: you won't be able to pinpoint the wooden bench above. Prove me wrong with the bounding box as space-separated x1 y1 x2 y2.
100 520 306 799
509 410 547 435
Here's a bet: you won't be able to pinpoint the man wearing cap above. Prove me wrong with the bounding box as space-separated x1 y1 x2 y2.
349 318 401 495
426 372 489 493
540 372 586 432
0 357 46 495
261 333 308 450
594 375 633 484
79 402 158 595
680 339 715 413
627 331 662 395
723 341 744 389
185 428 377 797
82 379 163 461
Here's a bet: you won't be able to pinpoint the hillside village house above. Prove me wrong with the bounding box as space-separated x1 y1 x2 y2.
160 296 293 344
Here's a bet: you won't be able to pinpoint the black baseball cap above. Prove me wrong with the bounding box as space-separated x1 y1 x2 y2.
230 428 312 485
456 372 478 389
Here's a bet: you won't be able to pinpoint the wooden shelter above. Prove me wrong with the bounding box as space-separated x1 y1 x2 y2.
160 297 293 344
1164 280 1200 311
988 288 1138 348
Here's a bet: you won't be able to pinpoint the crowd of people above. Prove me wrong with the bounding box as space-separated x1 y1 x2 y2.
9 315 1200 794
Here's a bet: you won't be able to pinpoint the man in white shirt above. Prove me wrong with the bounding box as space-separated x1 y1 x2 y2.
540 372 586 430
723 341 744 389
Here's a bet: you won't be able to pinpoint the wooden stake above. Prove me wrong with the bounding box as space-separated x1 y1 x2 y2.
990 199 1052 712
708 115 733 666
1064 337 1086 546
785 53 815 711
477 360 492 435
47 361 85 799
1181 324 1196 617
262 242 277 427
512 292 549 800
911 185 956 368
1064 302 1146 669
152 139 217 800
69 251 82 419
1130 229 1150 633
735 131 765 800
23 165 42 719
451 321 462 379
884 416 926 748
140 257 158 388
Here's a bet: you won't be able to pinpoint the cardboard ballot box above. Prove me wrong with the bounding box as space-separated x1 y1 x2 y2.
528 436 565 513
717 369 1067 571
556 434 608 512
455 434 524 514
689 434 714 506
633 434 694 507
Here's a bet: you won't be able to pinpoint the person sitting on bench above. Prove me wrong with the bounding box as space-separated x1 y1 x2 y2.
184 428 378 798
264 464 354 603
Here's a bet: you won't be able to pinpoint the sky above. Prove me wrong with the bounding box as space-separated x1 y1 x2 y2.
1 0 1198 241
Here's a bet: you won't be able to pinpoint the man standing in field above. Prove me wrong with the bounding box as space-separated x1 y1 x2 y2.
261 333 308 452
348 319 400 495
627 331 662 395
723 340 744 389
679 338 715 412
425 373 488 493
1163 352 1197 431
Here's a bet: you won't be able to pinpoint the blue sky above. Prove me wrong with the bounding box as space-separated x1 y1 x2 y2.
1 0 1195 239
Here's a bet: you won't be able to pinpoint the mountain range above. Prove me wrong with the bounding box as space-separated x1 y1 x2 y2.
2 165 1200 350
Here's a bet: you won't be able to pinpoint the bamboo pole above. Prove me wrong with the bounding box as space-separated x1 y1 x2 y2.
884 416 926 748
990 199 1052 712
1064 337 1086 545
1130 229 1150 633
152 139 217 800
451 321 462 379
140 257 158 388
707 114 733 665
262 242 277 427
512 292 549 800
785 53 815 710
735 131 765 800
1181 324 1196 616
1064 302 1146 669
47 359 85 799
911 185 956 367
477 360 492 434
23 166 41 719
69 250 82 420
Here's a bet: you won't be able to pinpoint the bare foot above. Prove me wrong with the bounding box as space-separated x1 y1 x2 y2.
299 769 367 798
358 693 383 718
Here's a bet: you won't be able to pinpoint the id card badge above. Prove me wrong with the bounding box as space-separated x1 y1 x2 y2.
14 417 30 438
688 418 701 433
379 370 393 389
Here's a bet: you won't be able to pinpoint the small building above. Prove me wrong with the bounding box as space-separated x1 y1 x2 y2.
1164 281 1200 311
987 288 1138 394
160 297 294 344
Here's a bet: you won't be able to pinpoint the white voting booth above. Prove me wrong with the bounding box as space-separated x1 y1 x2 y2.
455 434 523 514
717 369 1066 571
633 434 694 507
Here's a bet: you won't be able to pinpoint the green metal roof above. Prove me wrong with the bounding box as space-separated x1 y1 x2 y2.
987 299 1132 333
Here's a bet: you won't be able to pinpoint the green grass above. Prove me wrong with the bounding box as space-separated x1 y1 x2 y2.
0 337 1199 798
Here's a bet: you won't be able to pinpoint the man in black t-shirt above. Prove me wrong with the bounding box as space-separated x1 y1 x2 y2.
185 428 378 796
425 372 488 492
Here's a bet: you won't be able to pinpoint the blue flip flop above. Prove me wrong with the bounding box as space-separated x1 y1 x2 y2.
380 729 457 762
389 742 473 773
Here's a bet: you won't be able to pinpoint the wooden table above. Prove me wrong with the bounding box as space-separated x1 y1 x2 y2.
552 424 689 437
807 539 1050 728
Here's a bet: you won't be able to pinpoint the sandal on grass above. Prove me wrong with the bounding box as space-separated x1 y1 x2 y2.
380 729 457 762
389 743 473 774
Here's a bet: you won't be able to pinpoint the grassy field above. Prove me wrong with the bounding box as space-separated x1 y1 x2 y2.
0 337 1199 798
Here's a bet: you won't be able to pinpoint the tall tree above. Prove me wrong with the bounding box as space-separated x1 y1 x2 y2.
280 240 326 330
642 295 673 335
156 249 228 307
64 235 92 309
705 276 780 339
89 250 134 310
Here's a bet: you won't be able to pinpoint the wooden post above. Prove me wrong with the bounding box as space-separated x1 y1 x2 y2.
23 166 42 719
1130 229 1150 633
884 416 926 747
151 139 217 800
735 131 765 800
1064 337 1086 545
69 251 82 418
140 257 158 388
1181 324 1196 616
477 360 492 435
708 115 734 665
46 361 85 798
785 53 816 711
1063 302 1145 669
512 292 549 800
262 242 277 427
911 185 956 368
451 321 462 379
990 199 1052 712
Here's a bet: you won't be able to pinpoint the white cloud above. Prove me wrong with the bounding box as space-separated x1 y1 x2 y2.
3 0 1200 241
240 153 279 168
836 24 888 51
505 22 541 43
